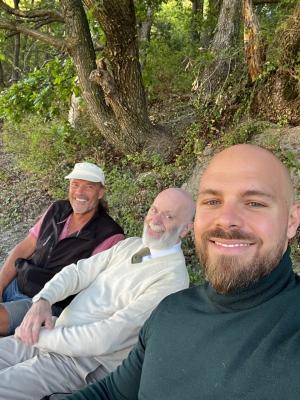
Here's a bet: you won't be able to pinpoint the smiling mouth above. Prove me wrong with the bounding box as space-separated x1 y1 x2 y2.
208 238 256 250
214 241 251 248
148 223 164 233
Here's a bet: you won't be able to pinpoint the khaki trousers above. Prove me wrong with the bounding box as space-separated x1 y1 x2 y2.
0 336 108 400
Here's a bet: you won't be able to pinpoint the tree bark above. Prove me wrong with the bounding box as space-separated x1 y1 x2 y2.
61 0 118 142
198 0 242 102
0 60 5 88
139 6 153 43
243 0 263 82
190 0 203 43
138 6 153 69
200 0 222 48
83 0 172 155
11 0 20 82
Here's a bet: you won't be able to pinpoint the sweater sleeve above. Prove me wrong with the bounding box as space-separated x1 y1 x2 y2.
65 322 149 400
34 270 187 357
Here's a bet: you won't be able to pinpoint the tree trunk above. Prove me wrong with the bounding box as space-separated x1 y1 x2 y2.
61 0 115 139
200 0 222 48
139 6 153 43
0 60 5 88
190 0 204 43
198 0 242 102
11 0 21 82
83 0 173 155
243 0 263 82
138 6 154 69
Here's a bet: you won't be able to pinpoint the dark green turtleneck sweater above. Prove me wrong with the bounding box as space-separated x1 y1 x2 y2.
68 249 300 400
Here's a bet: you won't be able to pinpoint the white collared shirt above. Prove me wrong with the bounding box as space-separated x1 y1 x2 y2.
143 242 181 262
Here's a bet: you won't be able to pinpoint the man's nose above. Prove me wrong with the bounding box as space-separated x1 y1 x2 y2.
215 203 243 230
74 186 85 195
151 213 163 225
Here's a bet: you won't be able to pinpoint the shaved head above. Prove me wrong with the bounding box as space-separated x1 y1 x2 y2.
158 188 196 223
201 144 295 206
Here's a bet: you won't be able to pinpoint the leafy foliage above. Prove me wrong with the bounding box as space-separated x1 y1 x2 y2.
0 57 77 122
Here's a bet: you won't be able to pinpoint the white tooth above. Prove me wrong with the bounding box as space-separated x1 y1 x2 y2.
215 241 250 248
149 223 164 233
76 198 87 202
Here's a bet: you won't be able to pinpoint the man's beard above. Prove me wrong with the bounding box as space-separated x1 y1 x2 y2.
142 224 183 250
196 228 286 294
70 197 98 215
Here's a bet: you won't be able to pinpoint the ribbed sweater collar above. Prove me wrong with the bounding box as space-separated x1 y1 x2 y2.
205 247 296 311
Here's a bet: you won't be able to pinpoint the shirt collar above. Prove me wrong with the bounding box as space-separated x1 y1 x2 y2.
145 242 181 261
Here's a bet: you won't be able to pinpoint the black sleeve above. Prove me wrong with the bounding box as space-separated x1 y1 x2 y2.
65 322 148 400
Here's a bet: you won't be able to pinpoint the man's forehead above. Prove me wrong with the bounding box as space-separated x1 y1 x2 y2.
199 163 294 208
151 199 176 213
151 193 185 215
199 170 278 195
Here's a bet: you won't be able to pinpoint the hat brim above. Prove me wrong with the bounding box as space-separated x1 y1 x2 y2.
65 172 104 184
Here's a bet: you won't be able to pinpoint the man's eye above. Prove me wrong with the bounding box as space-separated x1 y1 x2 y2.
247 201 266 207
203 199 220 206
165 215 173 220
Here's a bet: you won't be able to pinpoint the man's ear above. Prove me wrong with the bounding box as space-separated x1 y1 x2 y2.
98 186 105 199
287 204 300 239
179 222 194 239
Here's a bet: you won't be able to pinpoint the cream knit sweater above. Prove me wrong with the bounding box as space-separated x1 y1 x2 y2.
32 237 189 376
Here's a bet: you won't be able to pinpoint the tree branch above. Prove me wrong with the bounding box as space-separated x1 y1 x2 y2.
0 0 64 22
0 19 67 51
34 17 65 30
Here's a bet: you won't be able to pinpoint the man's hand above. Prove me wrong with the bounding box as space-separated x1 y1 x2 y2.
14 298 54 345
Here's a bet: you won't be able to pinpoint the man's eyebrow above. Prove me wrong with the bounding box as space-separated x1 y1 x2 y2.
197 189 275 199
241 190 275 199
198 189 221 197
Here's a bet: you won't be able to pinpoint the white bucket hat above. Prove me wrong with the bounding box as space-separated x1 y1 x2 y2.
65 162 105 184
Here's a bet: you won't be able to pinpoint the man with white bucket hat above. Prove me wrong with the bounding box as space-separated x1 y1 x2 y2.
0 162 124 336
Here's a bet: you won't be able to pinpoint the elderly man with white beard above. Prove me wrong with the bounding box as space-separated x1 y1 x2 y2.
0 188 195 400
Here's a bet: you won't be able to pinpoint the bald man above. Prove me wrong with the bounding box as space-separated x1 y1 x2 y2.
0 188 195 400
69 144 300 400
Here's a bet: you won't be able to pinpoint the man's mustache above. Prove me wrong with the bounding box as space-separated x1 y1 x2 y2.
201 228 258 242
